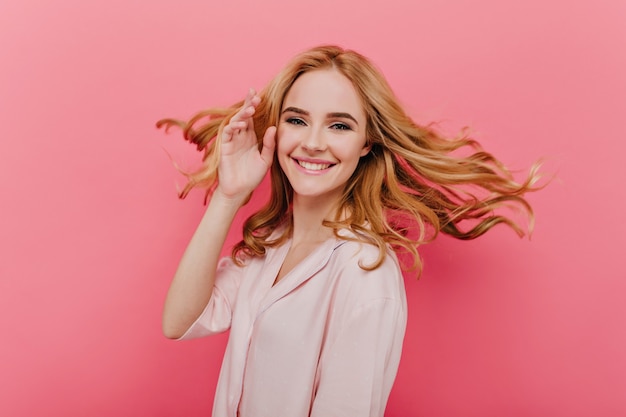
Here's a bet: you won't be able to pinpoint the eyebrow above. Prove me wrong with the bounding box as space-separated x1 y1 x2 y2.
282 106 359 126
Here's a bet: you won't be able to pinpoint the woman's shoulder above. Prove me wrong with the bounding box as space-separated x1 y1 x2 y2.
333 229 400 271
328 232 405 303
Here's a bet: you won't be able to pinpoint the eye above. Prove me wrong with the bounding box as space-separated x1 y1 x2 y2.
286 117 307 126
330 122 352 131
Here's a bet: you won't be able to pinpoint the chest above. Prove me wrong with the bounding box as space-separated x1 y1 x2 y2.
274 242 325 285
231 245 350 350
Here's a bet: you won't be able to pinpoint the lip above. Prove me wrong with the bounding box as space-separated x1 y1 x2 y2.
291 157 335 174
293 156 335 164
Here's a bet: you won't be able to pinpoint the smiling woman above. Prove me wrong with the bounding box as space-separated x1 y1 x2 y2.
156 45 541 417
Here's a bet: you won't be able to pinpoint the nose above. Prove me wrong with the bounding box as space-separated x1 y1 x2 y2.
301 126 326 152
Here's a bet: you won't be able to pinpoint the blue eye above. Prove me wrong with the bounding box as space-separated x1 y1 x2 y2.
286 117 306 126
331 123 351 131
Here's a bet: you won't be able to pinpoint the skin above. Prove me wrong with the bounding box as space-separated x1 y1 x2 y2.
162 69 370 338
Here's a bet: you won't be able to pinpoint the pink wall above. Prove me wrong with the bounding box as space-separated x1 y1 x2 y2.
1 0 624 415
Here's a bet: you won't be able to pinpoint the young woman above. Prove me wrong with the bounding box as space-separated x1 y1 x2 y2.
157 45 539 417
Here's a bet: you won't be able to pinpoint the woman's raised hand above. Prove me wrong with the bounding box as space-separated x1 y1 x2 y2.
216 89 276 203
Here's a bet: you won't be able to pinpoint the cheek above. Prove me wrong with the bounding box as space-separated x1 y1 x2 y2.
275 128 297 155
275 135 287 158
335 141 367 162
275 133 291 170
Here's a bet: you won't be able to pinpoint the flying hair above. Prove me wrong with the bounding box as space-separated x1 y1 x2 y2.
157 45 543 276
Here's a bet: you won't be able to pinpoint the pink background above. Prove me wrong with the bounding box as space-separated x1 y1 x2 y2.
1 0 625 416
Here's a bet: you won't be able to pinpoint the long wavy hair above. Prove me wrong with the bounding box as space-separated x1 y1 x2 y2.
157 45 541 274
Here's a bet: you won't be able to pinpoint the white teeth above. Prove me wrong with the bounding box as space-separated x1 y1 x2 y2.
298 160 331 170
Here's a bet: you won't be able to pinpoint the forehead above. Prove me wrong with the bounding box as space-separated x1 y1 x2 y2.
283 69 365 119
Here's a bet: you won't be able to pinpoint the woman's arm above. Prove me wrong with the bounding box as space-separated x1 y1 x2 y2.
162 193 244 339
162 89 276 339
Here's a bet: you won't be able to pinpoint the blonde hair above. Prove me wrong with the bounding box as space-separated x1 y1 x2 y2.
157 45 541 275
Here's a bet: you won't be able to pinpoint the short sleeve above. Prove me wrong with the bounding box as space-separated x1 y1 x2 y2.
178 257 244 340
310 297 406 417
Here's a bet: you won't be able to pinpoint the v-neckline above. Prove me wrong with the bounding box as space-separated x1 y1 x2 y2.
272 239 328 287
269 236 337 288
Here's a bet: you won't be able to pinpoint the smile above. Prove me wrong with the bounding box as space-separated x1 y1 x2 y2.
296 160 333 171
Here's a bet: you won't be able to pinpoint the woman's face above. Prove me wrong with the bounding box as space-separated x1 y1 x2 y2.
277 68 370 206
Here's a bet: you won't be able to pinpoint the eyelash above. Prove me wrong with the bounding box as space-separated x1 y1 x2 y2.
330 123 351 131
285 118 352 131
286 117 306 126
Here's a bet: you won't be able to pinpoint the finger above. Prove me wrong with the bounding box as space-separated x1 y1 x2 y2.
226 89 260 136
240 89 260 116
246 87 255 99
230 94 256 126
246 106 256 133
242 88 257 112
259 126 277 166
228 120 246 130
222 120 247 140
250 92 261 108
221 123 237 142
235 102 258 132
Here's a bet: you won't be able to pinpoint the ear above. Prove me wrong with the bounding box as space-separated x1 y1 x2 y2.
360 142 372 157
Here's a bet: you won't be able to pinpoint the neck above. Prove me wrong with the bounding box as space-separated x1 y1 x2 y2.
290 194 341 246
